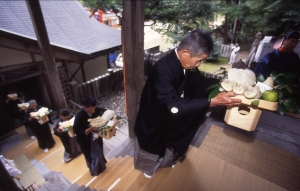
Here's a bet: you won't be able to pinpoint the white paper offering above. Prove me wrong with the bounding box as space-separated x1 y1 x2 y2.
106 120 115 127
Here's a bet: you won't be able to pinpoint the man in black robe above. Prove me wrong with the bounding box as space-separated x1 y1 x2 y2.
24 100 55 152
134 29 242 178
13 92 35 138
54 109 81 162
73 96 107 176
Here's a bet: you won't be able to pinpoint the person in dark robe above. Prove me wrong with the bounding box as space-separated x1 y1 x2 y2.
24 100 55 152
73 96 107 176
13 92 35 138
3 88 17 119
134 29 242 178
253 30 300 86
54 109 81 162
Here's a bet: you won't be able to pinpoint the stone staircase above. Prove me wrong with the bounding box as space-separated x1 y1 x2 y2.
13 155 45 190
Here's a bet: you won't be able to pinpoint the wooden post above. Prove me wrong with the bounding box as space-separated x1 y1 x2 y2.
123 0 145 138
25 0 67 110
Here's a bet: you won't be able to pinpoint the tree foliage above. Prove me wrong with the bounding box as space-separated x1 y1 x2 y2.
219 0 300 36
80 0 216 43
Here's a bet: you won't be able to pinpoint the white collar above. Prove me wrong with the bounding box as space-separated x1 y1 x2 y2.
175 48 180 60
175 48 185 73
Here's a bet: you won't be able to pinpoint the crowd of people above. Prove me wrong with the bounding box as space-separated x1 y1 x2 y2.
3 92 56 153
2 28 299 179
2 91 108 176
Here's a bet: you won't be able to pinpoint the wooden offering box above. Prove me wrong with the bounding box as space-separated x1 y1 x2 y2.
224 95 277 131
224 106 262 131
234 95 277 111
38 115 49 125
100 121 119 140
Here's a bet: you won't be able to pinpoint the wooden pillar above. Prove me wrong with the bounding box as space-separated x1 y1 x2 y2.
25 0 67 110
123 0 145 138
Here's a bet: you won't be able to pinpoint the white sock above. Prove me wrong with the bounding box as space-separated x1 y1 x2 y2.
143 173 152 178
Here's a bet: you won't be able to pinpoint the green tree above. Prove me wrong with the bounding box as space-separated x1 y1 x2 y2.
219 0 300 38
80 0 216 43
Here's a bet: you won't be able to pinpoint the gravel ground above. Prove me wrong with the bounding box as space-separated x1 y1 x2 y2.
97 87 128 127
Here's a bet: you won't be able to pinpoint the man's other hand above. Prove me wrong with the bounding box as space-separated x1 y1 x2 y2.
210 92 242 107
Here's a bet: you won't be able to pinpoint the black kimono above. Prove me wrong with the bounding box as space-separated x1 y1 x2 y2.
13 98 26 121
54 114 81 162
24 106 55 150
253 49 300 86
13 98 35 137
73 107 107 176
134 50 219 157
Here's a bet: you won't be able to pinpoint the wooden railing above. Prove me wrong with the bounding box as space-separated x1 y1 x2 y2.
68 45 226 106
220 44 231 58
69 67 124 105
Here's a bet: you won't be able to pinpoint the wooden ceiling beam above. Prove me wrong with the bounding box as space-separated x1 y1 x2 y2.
0 61 43 74
0 71 42 86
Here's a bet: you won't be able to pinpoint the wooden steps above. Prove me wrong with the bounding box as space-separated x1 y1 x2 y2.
52 154 90 183
42 147 64 169
113 165 142 191
26 135 63 162
75 157 117 187
87 157 124 188
92 155 133 190
75 170 95 187
99 156 133 190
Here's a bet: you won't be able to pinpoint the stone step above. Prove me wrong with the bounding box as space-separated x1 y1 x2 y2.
35 184 48 191
63 183 80 191
83 187 93 191
41 172 71 191
105 137 134 159
76 185 86 191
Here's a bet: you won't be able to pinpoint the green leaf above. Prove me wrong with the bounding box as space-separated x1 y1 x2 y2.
274 78 294 86
270 70 278 79
285 86 293 94
251 100 260 106
277 103 287 115
275 84 289 90
208 88 220 101
275 73 296 79
290 104 300 113
205 84 220 91
283 101 293 112
289 98 300 103
256 73 265 82
219 67 226 70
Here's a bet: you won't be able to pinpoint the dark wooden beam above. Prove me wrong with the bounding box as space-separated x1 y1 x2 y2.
25 0 67 110
69 64 81 81
0 36 85 63
0 71 42 86
80 62 86 82
0 61 42 73
123 0 145 138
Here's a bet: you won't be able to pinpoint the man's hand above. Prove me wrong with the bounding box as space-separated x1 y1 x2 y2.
210 92 242 107
85 126 98 135
57 126 63 133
